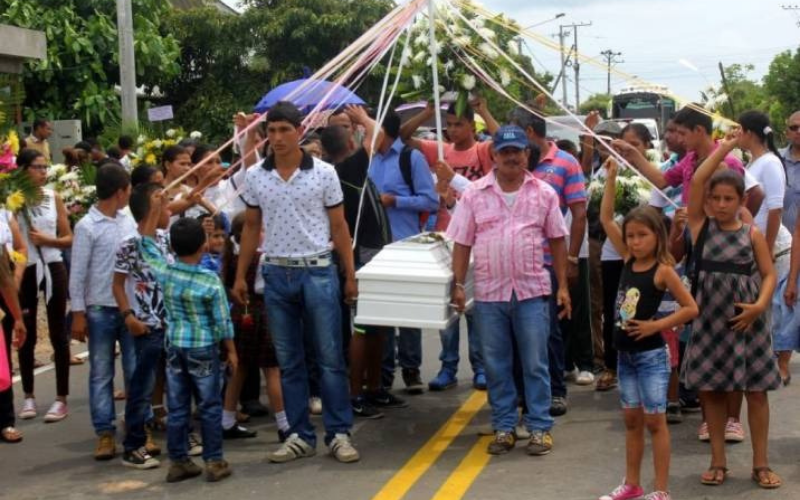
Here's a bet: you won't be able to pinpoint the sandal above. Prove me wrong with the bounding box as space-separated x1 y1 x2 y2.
1 426 23 443
595 370 617 392
752 467 782 489
700 466 728 486
70 355 85 366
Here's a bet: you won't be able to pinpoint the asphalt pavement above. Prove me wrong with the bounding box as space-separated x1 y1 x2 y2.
2 328 800 500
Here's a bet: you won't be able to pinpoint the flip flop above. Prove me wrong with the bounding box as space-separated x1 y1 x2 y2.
700 466 728 486
1 426 23 443
752 467 782 489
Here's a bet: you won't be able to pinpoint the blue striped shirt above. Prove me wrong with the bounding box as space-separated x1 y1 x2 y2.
139 237 234 348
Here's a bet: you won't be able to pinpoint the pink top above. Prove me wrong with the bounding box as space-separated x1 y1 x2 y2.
419 140 494 231
663 142 745 205
447 171 568 302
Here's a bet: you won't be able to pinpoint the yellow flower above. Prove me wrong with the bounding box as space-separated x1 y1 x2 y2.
5 190 25 211
7 130 19 155
145 153 157 165
9 249 26 265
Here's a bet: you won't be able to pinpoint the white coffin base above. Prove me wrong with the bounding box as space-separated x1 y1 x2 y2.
354 233 473 330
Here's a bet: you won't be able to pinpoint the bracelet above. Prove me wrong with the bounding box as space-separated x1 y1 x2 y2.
121 309 135 319
567 255 579 264
454 282 466 290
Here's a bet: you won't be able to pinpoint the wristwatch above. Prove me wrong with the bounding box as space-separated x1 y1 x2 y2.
121 309 135 319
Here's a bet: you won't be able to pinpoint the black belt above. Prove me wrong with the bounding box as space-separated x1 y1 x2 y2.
700 259 753 276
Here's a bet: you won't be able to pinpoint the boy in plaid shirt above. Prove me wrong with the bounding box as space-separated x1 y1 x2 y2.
139 189 236 483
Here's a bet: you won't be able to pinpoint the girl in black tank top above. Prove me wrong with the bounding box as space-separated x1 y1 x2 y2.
598 160 699 499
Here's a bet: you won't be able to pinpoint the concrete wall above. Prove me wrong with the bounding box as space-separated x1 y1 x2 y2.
0 24 46 74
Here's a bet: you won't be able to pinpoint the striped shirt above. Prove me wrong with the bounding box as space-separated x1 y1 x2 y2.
139 237 234 348
69 206 137 311
533 142 587 265
447 171 568 302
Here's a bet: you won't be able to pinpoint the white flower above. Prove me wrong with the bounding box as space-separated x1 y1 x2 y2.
444 60 455 72
190 131 202 139
507 41 519 56
414 34 428 48
471 17 485 29
401 46 413 64
137 134 146 144
152 139 163 149
60 171 79 182
165 129 176 138
461 74 477 91
412 75 423 89
413 51 427 62
453 36 471 48
478 42 499 60
499 68 512 86
477 27 496 40
438 85 446 94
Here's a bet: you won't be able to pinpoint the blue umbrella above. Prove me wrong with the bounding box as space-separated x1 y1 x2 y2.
254 79 365 114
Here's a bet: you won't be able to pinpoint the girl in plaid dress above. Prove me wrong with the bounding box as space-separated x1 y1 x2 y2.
683 130 781 489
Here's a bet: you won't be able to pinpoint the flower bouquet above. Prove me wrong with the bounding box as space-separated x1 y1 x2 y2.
587 167 651 217
132 128 203 167
46 163 97 225
0 129 41 214
398 2 522 116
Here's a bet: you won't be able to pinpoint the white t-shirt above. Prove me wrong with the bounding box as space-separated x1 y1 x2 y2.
564 208 589 259
748 153 787 230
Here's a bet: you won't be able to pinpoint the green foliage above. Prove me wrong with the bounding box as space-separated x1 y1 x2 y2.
763 49 800 133
0 0 180 135
156 0 394 144
579 93 611 118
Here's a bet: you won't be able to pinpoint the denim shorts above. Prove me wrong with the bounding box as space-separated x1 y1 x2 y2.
617 346 671 414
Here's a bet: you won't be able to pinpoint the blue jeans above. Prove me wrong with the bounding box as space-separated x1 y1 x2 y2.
438 312 483 375
617 346 671 414
476 294 553 433
546 266 566 398
123 328 165 452
86 306 136 435
263 264 352 446
166 343 224 462
381 327 422 388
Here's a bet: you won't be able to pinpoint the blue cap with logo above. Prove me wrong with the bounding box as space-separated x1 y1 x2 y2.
493 125 529 151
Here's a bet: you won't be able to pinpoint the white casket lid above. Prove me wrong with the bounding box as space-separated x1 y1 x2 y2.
356 233 454 284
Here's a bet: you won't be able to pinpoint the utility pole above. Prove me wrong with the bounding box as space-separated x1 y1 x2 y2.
117 0 138 128
555 22 591 109
600 49 623 95
558 26 568 108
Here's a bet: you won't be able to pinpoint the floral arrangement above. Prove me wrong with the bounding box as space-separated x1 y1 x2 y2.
132 128 202 167
398 2 522 116
0 129 41 214
46 163 97 224
587 166 651 217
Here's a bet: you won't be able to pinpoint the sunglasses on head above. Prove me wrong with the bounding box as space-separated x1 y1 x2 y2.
789 125 800 132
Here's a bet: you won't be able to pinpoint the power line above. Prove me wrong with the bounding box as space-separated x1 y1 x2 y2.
783 4 800 26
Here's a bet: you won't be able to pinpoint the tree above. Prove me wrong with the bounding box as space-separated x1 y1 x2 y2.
763 48 800 134
579 93 611 117
156 0 394 143
0 0 180 134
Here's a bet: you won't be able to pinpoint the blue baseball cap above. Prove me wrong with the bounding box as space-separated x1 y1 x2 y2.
493 125 529 151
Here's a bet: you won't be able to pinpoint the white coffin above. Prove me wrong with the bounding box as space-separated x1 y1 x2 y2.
354 232 474 330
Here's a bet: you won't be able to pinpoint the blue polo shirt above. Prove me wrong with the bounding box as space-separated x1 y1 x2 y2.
369 138 439 241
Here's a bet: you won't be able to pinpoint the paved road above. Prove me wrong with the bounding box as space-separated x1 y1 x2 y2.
3 329 800 500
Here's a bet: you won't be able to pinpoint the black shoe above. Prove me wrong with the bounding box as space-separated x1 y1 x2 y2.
367 389 410 408
222 425 257 439
666 403 683 424
351 396 385 419
241 400 270 418
402 368 424 395
487 431 516 455
277 429 289 443
679 397 701 413
549 396 567 417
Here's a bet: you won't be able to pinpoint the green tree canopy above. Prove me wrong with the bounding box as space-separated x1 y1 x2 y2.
579 93 611 118
0 0 180 134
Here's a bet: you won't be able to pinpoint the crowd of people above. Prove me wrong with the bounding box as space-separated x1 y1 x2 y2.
1 100 800 499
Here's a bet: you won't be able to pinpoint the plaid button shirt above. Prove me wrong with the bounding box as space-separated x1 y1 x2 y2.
139 237 234 348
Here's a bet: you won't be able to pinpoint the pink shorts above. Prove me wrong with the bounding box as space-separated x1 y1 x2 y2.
660 328 680 369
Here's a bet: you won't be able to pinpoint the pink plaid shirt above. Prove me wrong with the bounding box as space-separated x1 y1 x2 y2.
447 171 568 302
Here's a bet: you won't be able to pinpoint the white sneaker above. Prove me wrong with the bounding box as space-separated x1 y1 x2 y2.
19 398 37 420
188 432 203 456
267 433 316 463
43 401 68 423
576 371 596 386
329 433 360 463
564 368 579 383
309 397 322 415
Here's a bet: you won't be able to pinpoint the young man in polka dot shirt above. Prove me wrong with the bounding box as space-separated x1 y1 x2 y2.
233 101 360 464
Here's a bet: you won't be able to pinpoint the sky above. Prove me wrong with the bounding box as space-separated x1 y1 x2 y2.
479 0 799 107
221 0 799 107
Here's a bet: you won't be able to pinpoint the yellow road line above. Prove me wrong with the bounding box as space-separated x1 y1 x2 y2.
430 436 493 500
371 391 488 500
